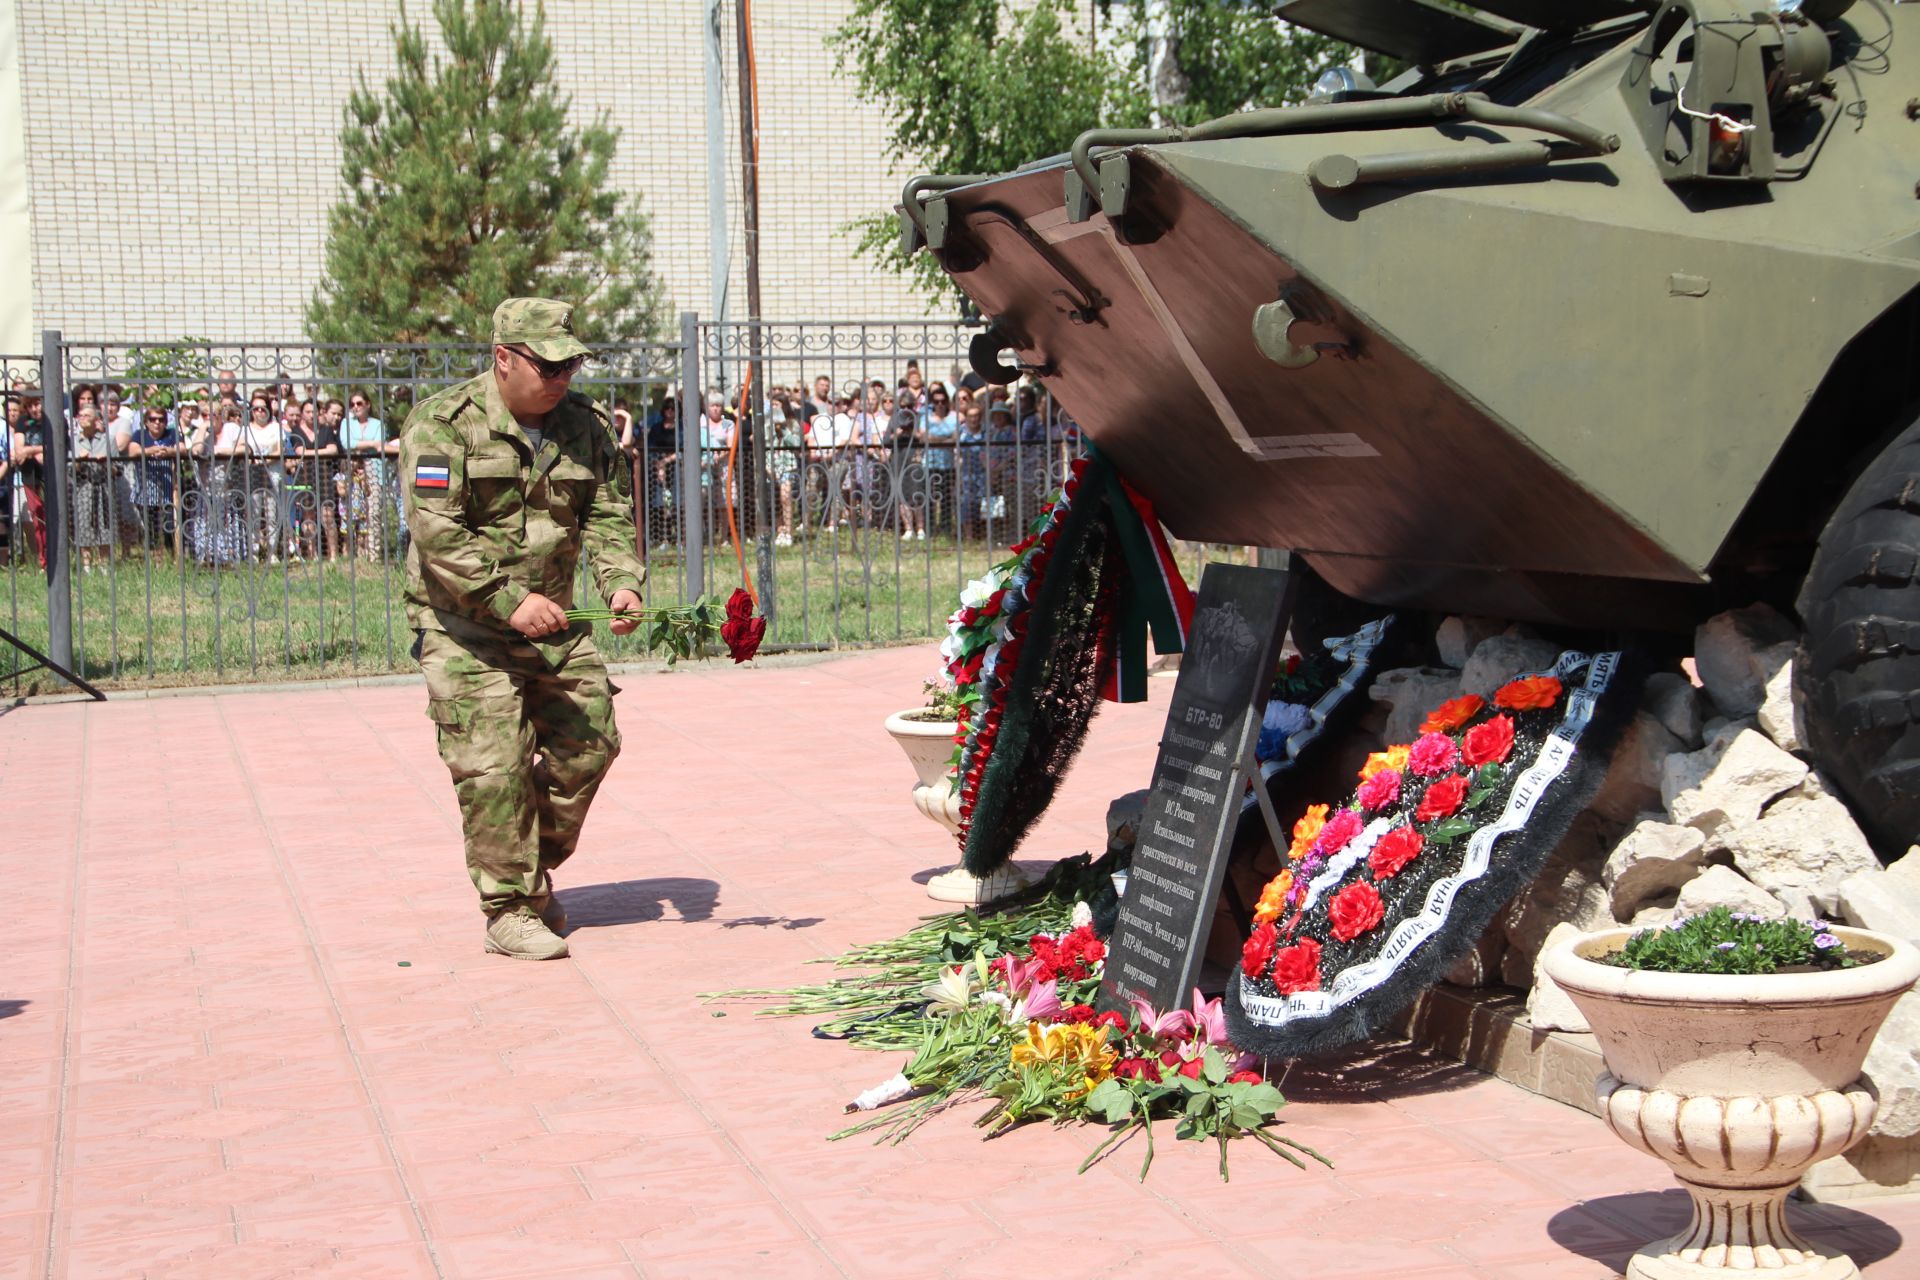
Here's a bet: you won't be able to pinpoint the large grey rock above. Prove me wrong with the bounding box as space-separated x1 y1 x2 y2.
1661 728 1809 837
1714 780 1879 897
1754 647 1804 753
1591 712 1684 826
1643 671 1706 750
1674 864 1785 919
1107 789 1150 850
1604 818 1710 919
1442 927 1507 989
1460 634 1564 700
1526 922 1592 1033
1501 814 1615 987
1435 615 1504 669
1837 870 1920 944
1694 604 1798 718
1862 990 1920 1139
1369 667 1463 747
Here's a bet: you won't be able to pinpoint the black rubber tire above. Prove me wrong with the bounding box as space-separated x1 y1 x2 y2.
1795 416 1920 859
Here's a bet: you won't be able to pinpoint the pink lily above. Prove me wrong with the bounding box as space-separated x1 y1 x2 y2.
1188 989 1230 1048
1011 977 1063 1025
1128 994 1194 1042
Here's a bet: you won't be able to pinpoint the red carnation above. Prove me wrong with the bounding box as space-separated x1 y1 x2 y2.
1242 921 1279 979
1415 775 1469 823
1462 715 1516 768
1060 1004 1095 1025
1357 768 1402 813
1315 808 1364 856
1408 732 1458 778
1329 881 1385 942
1368 826 1425 880
1270 938 1322 994
1093 1010 1127 1033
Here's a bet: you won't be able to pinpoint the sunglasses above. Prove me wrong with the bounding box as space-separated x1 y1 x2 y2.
507 348 587 380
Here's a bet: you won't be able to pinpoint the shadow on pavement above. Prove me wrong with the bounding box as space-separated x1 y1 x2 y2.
1560 1189 1904 1272
562 876 720 928
1271 1038 1493 1102
0 999 26 1020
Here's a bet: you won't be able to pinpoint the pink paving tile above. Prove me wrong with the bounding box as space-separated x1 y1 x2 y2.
431 1231 634 1279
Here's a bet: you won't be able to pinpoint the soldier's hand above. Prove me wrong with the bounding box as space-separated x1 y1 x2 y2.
607 588 644 635
509 592 570 639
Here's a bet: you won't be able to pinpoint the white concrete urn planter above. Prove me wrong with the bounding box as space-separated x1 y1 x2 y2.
882 709 1030 905
1543 927 1920 1280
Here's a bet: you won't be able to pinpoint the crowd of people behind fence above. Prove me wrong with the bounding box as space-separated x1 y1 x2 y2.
0 357 1077 573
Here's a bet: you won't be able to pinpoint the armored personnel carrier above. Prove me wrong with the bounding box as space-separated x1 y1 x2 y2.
900 0 1920 854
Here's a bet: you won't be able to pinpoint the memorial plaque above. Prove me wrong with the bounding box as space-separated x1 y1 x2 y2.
1099 563 1296 1016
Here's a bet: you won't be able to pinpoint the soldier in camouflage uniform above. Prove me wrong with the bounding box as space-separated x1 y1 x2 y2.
402 297 647 960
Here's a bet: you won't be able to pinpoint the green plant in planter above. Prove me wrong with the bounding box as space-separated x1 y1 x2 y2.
920 678 967 722
1606 907 1870 975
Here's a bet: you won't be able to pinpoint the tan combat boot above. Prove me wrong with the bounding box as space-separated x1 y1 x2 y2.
484 907 570 960
534 875 567 936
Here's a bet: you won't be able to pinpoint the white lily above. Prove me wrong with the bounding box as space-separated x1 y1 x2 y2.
923 963 978 1015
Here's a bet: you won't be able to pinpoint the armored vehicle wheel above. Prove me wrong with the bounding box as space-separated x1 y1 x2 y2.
1795 417 1920 859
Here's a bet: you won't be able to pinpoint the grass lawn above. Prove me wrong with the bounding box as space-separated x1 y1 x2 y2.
0 527 1017 696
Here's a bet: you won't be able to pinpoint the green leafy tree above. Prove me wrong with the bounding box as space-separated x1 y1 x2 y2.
832 0 1356 296
308 0 665 348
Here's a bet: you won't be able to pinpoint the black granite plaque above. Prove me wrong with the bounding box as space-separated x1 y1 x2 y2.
1099 563 1296 1016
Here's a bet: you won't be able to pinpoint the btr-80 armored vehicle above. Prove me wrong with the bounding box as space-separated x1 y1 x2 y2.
900 0 1920 855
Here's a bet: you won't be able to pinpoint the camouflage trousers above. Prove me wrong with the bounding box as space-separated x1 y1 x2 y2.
418 628 622 916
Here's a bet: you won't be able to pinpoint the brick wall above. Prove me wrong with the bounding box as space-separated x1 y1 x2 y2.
15 0 941 341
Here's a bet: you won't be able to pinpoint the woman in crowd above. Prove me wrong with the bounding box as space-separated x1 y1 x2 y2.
188 403 247 566
887 387 926 542
239 397 285 560
919 382 958 534
764 391 803 547
68 406 115 572
956 400 989 542
124 405 180 561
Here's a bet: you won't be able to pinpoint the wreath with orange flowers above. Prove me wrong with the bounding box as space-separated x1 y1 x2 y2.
1226 650 1643 1059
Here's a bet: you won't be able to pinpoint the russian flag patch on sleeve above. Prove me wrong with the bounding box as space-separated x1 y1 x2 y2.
415 455 451 492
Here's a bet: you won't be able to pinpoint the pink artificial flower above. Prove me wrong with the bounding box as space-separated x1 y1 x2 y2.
1407 732 1458 778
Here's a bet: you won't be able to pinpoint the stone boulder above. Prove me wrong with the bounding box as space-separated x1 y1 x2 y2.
1501 814 1614 987
1643 671 1706 750
1591 712 1684 826
1368 667 1463 747
1694 604 1797 718
1460 634 1564 700
1837 869 1920 944
1712 777 1879 899
1863 990 1920 1139
1603 818 1710 920
1755 651 1804 754
1441 927 1507 989
1434 615 1504 669
1661 728 1808 838
1106 789 1149 852
1526 922 1592 1034
1673 864 1784 919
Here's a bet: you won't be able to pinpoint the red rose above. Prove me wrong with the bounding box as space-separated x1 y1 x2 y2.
1242 921 1279 979
1270 938 1322 994
720 614 766 664
1462 715 1515 768
1408 732 1458 778
1415 775 1469 823
1227 1069 1263 1085
1328 881 1385 942
1114 1057 1154 1080
1010 533 1037 555
724 587 754 624
1357 768 1402 813
1285 654 1302 676
1315 808 1364 856
1175 1057 1205 1081
1059 1004 1095 1025
1368 826 1425 880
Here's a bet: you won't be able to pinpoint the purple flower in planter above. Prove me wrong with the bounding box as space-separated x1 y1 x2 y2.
1814 933 1842 950
1714 941 1738 951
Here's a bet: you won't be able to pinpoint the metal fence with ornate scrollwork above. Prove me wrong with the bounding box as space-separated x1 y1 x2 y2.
1 319 1230 697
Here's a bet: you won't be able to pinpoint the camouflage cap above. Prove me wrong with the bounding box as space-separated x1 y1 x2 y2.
492 297 593 361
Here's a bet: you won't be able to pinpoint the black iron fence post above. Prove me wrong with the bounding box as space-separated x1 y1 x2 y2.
41 328 72 676
678 311 705 600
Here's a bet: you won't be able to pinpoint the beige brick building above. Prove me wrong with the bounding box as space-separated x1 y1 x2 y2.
3 0 945 351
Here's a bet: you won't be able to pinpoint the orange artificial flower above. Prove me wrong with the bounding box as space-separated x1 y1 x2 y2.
1358 744 1411 783
1253 869 1294 925
1420 694 1485 735
1495 675 1564 711
1288 804 1329 862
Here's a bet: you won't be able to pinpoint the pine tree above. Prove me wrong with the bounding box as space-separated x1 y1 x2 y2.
307 0 664 347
